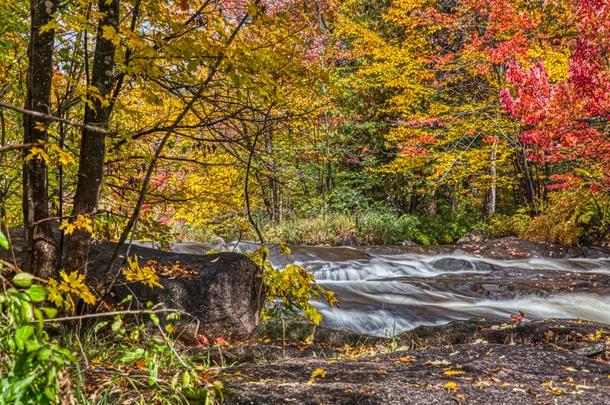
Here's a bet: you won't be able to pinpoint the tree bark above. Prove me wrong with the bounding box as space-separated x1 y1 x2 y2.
65 0 120 272
23 0 59 278
486 141 497 215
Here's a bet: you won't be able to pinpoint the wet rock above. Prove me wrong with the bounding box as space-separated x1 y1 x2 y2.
430 257 475 271
396 268 610 299
88 242 264 338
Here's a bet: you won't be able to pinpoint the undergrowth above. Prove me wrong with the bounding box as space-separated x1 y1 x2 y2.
0 230 336 404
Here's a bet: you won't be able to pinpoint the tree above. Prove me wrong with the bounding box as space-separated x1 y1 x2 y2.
23 0 60 277
65 0 122 272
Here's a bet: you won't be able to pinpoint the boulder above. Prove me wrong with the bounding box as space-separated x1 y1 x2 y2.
88 242 264 338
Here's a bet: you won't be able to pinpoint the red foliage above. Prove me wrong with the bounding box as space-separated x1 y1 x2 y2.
489 0 610 189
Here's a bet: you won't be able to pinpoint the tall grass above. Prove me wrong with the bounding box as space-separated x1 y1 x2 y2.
262 209 476 246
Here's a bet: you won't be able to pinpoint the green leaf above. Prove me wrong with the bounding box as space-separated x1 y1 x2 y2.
111 316 123 332
118 295 133 305
120 348 145 364
15 325 35 350
38 347 53 361
149 313 160 326
41 307 58 319
182 370 191 387
0 231 8 249
12 272 34 288
93 320 109 334
26 285 48 303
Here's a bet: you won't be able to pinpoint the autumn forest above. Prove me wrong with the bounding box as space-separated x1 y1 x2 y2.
0 0 609 403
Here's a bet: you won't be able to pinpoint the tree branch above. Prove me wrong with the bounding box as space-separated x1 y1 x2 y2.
0 142 36 154
0 101 110 134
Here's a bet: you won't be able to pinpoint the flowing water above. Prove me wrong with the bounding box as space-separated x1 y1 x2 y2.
169 241 610 337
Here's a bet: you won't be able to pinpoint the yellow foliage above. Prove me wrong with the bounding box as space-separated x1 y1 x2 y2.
526 45 571 82
26 147 50 165
443 381 459 391
443 369 465 377
48 270 97 313
248 247 336 325
122 256 163 289
59 214 93 236
308 367 327 384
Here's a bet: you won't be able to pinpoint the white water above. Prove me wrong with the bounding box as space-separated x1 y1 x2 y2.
162 241 610 337
307 255 610 335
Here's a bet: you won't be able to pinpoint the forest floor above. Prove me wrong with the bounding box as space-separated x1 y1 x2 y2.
216 318 610 404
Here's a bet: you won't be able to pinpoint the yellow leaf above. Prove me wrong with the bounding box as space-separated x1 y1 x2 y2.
26 147 50 165
309 367 327 382
122 256 163 289
443 369 465 377
443 381 459 391
48 270 97 313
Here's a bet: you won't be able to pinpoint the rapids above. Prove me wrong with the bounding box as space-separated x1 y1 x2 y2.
151 240 610 337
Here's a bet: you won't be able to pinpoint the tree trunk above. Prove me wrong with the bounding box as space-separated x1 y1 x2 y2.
65 0 120 272
23 0 59 278
486 142 497 215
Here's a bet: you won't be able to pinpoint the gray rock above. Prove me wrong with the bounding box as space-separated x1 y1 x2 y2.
88 242 264 338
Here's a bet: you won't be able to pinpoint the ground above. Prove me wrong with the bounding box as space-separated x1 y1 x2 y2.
202 319 610 404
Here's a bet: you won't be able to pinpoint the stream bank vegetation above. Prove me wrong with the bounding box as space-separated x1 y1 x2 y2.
0 0 609 402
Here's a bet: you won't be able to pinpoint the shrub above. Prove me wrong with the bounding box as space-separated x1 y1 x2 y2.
0 267 74 404
521 190 610 246
484 212 531 238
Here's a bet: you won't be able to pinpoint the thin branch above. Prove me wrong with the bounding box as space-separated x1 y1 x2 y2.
41 308 186 324
0 142 35 154
0 101 110 134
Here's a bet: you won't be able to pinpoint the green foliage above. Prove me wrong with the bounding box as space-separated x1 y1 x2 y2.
0 231 8 250
77 319 210 403
263 208 478 246
482 212 532 238
247 247 336 325
265 213 357 246
0 271 74 404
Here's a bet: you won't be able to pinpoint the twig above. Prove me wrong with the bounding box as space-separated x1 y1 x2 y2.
0 142 36 154
155 321 191 370
75 333 90 368
41 308 187 323
0 101 110 135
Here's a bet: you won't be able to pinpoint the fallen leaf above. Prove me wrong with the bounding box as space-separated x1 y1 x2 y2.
443 369 465 377
308 367 326 384
443 381 459 391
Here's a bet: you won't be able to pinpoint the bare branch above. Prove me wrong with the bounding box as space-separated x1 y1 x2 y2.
0 142 36 154
0 101 110 134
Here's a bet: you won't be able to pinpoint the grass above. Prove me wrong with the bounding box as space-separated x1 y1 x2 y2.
173 209 480 247
58 318 227 404
259 209 478 246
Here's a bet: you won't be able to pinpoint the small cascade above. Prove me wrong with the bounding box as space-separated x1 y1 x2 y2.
171 241 610 336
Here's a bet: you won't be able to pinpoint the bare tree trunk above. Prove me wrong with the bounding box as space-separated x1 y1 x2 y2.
23 0 59 278
513 142 537 213
65 0 120 272
487 141 497 215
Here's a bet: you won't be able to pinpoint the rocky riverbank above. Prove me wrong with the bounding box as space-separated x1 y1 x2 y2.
210 318 610 404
